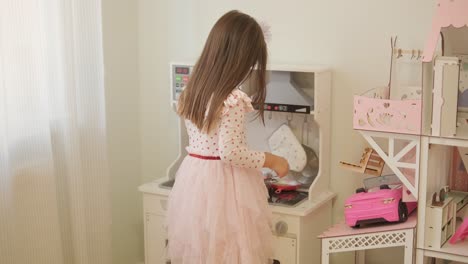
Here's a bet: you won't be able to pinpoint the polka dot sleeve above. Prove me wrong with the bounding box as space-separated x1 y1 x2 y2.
218 90 265 169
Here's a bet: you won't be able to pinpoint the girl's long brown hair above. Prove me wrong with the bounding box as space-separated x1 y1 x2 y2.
177 10 267 132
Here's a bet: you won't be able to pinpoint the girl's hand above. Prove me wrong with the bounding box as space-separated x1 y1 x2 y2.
272 156 289 178
264 153 289 178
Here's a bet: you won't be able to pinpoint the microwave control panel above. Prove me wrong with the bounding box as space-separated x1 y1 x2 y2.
171 64 193 101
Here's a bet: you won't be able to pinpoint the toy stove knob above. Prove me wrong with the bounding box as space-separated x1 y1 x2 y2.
275 221 288 236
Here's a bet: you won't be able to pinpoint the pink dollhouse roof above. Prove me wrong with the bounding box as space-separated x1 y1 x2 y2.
422 0 468 62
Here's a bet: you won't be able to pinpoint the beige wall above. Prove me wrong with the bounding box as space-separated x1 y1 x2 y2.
102 0 143 263
139 0 179 184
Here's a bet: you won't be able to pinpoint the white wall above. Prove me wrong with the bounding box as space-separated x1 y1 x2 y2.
102 1 143 263
138 0 179 183
137 0 437 263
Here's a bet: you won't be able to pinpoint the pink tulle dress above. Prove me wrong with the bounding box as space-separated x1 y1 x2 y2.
166 89 273 264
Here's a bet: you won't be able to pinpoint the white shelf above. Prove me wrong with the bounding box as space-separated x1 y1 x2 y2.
428 135 468 147
422 240 468 263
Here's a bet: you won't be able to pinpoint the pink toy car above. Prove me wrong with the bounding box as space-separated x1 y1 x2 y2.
344 184 417 228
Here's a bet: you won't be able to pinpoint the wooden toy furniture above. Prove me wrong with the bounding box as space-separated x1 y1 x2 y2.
424 197 457 249
318 213 417 264
431 188 447 207
353 89 422 136
340 148 385 176
430 57 459 137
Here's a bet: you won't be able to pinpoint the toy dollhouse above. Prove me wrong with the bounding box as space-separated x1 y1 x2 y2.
334 0 468 263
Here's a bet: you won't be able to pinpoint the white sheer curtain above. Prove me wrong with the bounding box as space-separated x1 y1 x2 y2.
0 1 111 264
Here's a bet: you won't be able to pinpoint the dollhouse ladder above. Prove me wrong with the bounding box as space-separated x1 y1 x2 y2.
359 131 420 200
340 148 385 176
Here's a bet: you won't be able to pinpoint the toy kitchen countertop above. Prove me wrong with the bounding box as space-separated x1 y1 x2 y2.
139 177 336 217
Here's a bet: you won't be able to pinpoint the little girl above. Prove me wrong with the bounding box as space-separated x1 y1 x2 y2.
167 10 289 264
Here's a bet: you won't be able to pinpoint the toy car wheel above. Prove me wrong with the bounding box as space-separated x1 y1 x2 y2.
398 200 408 222
380 184 390 190
355 188 366 193
351 224 360 228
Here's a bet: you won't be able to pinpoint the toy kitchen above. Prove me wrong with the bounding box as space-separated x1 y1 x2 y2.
139 63 335 264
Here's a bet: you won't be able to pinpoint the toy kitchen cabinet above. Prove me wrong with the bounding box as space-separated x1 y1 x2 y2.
139 64 335 264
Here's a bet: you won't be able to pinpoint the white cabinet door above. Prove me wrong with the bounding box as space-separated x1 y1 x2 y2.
145 213 169 264
272 236 297 264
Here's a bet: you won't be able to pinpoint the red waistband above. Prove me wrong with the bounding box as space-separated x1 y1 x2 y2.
189 153 221 160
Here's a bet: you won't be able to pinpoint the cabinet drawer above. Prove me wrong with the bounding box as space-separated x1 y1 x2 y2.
144 194 169 216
